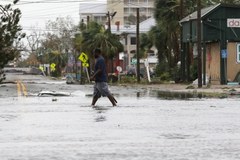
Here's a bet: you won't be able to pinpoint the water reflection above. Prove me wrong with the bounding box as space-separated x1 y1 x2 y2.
93 106 109 122
131 89 206 100
94 115 106 122
136 92 140 98
156 90 205 99
0 114 18 121
162 133 199 139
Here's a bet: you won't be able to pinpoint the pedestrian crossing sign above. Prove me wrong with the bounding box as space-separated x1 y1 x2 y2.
82 62 89 68
50 63 56 71
39 66 44 72
78 52 88 63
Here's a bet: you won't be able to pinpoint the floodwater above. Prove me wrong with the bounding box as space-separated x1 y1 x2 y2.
1 88 240 160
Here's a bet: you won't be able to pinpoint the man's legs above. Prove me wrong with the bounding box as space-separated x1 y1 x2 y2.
91 96 99 106
102 82 117 106
92 83 100 107
107 94 117 106
94 82 118 107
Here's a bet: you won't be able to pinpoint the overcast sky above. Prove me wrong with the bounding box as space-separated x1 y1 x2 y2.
1 0 106 32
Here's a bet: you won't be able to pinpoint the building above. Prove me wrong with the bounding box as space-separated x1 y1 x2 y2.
180 3 240 84
107 0 154 26
111 17 157 72
79 2 107 25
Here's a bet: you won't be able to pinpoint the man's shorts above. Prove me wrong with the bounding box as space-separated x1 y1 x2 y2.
93 82 111 98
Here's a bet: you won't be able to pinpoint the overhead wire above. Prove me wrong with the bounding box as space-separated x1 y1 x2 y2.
15 0 107 5
22 6 79 19
19 2 103 28
4 0 145 16
18 1 108 20
12 0 152 31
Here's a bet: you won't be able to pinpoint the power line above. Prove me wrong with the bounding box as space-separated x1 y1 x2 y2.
15 0 105 5
16 1 108 20
13 0 153 32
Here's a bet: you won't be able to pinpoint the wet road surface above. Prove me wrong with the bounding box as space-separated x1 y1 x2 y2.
0 73 240 160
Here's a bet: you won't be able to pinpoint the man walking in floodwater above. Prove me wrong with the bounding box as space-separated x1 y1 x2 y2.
90 48 117 107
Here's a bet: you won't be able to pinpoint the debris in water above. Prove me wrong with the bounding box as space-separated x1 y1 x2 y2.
38 91 71 97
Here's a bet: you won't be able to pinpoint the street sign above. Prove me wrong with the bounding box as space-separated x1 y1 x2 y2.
116 66 122 72
78 52 88 63
50 63 56 71
82 63 89 67
131 58 137 65
221 49 227 59
39 66 44 72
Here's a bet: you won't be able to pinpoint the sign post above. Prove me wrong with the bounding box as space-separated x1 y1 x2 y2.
131 58 137 65
144 59 151 83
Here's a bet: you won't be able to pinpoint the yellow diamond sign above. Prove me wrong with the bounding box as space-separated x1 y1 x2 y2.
39 66 44 72
82 63 89 68
78 52 88 63
50 63 56 71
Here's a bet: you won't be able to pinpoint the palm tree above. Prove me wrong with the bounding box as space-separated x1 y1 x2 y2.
139 33 153 59
151 0 182 80
79 21 123 73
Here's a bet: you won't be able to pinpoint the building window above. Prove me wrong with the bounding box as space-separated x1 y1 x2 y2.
130 50 136 54
130 37 136 45
237 43 240 63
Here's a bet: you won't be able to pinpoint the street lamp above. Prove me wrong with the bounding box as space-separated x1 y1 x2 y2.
106 11 117 33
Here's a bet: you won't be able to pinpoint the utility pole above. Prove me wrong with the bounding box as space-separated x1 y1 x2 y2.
136 8 140 83
106 11 117 73
197 0 202 88
180 0 186 82
80 16 90 85
106 11 117 33
107 11 111 32
87 15 90 29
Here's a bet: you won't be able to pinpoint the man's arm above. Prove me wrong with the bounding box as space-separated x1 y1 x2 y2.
90 69 101 81
90 63 103 81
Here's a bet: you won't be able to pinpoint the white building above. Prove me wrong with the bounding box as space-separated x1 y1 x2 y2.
79 2 107 25
107 0 155 26
111 17 157 70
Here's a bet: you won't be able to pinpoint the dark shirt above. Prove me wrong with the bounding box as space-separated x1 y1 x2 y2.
94 56 107 82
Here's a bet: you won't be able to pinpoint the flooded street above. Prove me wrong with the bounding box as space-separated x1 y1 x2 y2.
1 95 240 159
0 73 240 159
